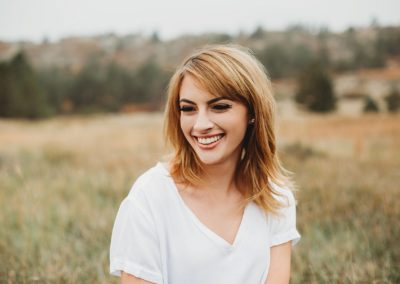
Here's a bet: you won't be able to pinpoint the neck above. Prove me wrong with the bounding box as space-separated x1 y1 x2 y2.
199 161 238 197
166 156 243 201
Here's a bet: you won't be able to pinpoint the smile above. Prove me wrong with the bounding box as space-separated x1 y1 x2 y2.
196 134 224 145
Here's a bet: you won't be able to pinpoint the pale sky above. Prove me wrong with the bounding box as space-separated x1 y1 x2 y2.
0 0 399 42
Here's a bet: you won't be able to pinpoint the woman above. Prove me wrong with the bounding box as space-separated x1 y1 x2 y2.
110 44 300 284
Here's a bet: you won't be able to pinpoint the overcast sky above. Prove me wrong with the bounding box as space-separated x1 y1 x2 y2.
0 0 399 42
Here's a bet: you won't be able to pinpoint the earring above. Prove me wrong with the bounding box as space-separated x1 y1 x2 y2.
241 148 246 160
248 118 255 125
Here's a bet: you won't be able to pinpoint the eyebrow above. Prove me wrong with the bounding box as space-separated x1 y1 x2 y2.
179 96 231 105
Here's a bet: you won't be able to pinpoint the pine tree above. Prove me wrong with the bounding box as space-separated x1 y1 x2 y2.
385 87 400 112
0 52 52 118
363 96 379 112
295 62 336 112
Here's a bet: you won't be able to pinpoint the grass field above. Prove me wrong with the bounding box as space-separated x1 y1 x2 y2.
0 113 399 283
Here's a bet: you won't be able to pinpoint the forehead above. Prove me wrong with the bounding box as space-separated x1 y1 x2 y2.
179 74 218 101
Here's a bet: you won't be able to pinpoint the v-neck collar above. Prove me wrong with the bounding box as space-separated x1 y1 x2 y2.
157 162 249 250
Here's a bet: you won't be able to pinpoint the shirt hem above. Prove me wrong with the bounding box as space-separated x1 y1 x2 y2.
270 229 301 247
110 258 163 283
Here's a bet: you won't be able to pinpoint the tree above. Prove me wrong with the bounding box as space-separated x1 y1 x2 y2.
256 44 289 79
37 67 74 113
150 31 161 43
250 26 265 39
69 61 130 112
256 43 316 79
127 59 170 108
375 27 400 57
295 62 336 112
0 52 52 118
385 87 400 112
363 96 379 112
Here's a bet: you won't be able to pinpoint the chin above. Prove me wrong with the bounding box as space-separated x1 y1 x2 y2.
196 153 231 167
199 159 221 166
193 153 218 165
193 148 241 167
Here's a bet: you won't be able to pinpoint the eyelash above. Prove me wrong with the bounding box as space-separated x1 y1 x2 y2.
179 104 232 112
212 104 232 111
179 106 195 112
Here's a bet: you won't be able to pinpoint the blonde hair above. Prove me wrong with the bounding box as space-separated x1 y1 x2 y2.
164 44 292 214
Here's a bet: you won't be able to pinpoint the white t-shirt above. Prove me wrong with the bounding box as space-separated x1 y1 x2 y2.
110 162 300 284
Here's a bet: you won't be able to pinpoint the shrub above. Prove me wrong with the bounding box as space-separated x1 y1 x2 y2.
295 62 336 112
363 96 379 112
385 87 400 113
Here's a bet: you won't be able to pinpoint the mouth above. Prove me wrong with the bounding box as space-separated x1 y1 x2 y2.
194 134 224 146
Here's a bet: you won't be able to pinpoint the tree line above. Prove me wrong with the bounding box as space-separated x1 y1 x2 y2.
0 53 172 118
1 25 400 118
1 51 399 119
254 26 400 79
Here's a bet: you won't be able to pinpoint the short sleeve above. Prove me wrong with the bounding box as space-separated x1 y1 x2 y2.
267 188 301 247
109 196 163 283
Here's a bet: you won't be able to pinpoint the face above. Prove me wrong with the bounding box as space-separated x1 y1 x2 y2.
179 75 249 167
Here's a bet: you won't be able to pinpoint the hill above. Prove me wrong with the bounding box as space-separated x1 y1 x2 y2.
0 25 399 117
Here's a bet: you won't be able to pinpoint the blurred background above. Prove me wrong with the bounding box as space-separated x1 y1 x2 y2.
0 0 399 283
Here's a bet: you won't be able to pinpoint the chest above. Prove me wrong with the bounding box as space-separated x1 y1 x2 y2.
180 193 245 245
160 199 271 284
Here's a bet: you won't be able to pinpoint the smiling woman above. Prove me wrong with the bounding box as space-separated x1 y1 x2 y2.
110 44 300 284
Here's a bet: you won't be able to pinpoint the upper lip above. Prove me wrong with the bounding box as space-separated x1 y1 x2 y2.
193 134 224 138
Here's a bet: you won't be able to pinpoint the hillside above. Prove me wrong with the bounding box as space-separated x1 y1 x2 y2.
1 25 399 73
0 25 399 116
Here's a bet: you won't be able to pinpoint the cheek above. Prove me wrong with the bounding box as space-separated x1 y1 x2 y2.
220 115 248 132
224 115 248 140
180 116 192 137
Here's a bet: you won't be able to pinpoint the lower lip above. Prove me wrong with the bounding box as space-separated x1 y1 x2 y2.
195 136 224 150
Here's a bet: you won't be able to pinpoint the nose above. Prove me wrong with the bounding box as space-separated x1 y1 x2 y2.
193 110 214 132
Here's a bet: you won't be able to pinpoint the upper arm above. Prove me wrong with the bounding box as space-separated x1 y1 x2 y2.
265 187 300 283
121 272 155 284
264 241 292 284
269 189 300 247
110 197 163 283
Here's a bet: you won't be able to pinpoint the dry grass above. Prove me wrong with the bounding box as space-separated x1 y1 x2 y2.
0 113 399 283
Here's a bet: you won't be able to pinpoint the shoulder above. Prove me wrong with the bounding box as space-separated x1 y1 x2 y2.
270 182 296 208
266 182 301 246
125 162 172 204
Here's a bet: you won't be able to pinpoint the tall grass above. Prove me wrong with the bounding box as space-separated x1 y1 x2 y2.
0 113 399 283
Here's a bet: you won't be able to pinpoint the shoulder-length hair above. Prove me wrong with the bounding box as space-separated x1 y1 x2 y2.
164 44 293 214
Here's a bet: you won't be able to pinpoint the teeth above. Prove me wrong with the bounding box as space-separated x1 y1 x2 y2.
197 135 222 145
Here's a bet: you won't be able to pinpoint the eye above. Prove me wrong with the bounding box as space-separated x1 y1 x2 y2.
179 105 196 112
212 103 232 111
